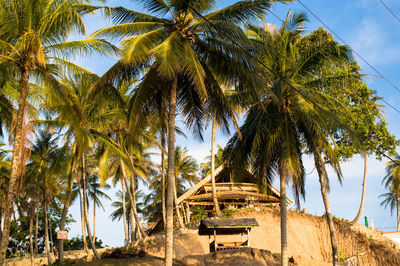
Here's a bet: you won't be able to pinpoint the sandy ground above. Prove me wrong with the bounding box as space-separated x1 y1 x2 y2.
7 208 400 265
75 256 164 266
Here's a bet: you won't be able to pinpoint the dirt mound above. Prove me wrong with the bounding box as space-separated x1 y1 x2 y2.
232 208 400 265
142 207 400 265
174 248 280 266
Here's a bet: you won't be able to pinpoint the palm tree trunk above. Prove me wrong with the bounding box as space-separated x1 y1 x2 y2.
35 204 39 255
49 213 54 255
316 162 338 265
0 208 3 242
129 174 145 238
351 154 368 225
165 77 177 266
120 161 129 244
397 198 399 231
121 160 145 240
159 101 167 229
161 130 167 228
82 155 100 259
29 201 35 266
78 179 89 253
280 172 288 266
121 164 135 243
130 205 135 242
43 182 52 265
58 149 78 263
93 202 96 240
211 111 221 217
0 65 30 263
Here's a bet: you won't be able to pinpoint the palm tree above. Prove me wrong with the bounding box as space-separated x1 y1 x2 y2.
225 14 352 266
86 175 111 239
146 146 198 225
201 145 225 177
0 0 116 261
110 190 145 242
44 73 121 261
27 129 69 264
205 86 244 217
90 1 273 264
173 146 198 226
381 154 400 230
380 185 400 231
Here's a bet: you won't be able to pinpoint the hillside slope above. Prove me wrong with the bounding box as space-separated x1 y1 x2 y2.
147 208 400 265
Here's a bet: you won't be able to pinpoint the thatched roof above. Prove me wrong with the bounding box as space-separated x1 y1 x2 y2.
177 165 293 205
199 218 259 235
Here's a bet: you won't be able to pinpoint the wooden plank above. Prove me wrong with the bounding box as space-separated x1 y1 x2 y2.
187 201 280 206
176 165 224 205
186 191 280 201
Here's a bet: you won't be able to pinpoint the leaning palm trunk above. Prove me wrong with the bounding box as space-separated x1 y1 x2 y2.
82 156 100 259
129 205 135 242
29 201 35 266
78 179 89 253
0 65 30 263
121 161 145 240
351 154 368 225
210 111 222 216
93 203 96 239
165 78 177 266
316 161 338 265
129 174 145 238
43 183 52 265
280 172 288 266
119 161 129 244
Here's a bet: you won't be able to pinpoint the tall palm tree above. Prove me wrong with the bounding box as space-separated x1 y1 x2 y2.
43 73 121 261
90 1 273 264
27 129 69 264
205 86 244 217
382 154 400 230
0 0 116 262
173 146 198 226
86 175 111 239
225 14 352 266
147 146 198 225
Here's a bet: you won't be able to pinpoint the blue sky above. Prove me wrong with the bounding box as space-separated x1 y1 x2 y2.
42 0 400 247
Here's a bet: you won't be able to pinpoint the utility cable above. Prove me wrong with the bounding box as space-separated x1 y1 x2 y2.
297 0 400 97
378 0 400 25
269 9 400 116
188 5 399 165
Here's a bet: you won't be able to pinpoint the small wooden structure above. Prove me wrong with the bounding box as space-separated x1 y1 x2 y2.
177 165 293 221
199 218 259 252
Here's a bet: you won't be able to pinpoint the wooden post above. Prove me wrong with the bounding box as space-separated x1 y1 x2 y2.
247 229 250 247
214 229 217 251
186 203 190 224
182 205 188 224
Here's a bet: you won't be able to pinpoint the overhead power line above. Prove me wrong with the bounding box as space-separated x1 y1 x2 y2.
188 5 399 165
378 0 400 24
297 0 400 97
269 9 400 116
